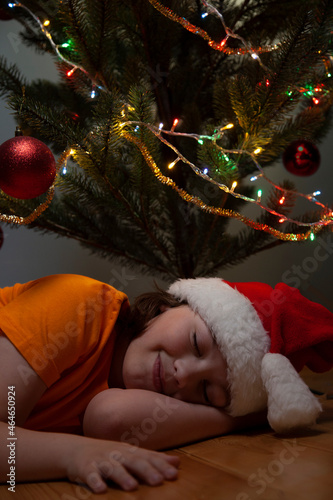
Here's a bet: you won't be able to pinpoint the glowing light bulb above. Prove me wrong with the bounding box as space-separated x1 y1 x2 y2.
230 181 237 192
257 189 262 201
279 196 285 205
254 147 262 155
168 159 179 169
43 19 50 27
201 12 208 18
171 118 179 132
310 232 315 241
67 67 75 77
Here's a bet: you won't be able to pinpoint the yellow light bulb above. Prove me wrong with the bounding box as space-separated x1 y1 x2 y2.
43 19 50 27
254 147 262 155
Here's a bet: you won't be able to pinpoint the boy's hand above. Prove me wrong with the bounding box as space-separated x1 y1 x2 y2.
64 438 180 493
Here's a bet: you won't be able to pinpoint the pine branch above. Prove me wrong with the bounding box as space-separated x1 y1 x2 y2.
0 57 27 98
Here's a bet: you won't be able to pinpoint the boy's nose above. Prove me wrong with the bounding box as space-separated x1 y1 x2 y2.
174 358 199 388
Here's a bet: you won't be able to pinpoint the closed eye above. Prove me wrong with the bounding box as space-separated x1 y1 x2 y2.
193 335 212 405
203 381 211 405
193 332 201 357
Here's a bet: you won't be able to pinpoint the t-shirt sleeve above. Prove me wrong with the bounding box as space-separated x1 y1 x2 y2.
0 274 128 387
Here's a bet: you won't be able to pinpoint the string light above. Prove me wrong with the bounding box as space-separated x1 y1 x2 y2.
66 67 76 77
118 118 332 238
168 158 180 169
171 118 179 132
147 0 278 68
7 1 104 92
257 189 262 202
122 129 329 242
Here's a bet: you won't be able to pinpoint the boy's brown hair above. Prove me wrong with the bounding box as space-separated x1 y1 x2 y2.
128 285 186 338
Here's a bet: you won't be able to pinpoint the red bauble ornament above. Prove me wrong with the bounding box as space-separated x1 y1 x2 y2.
282 140 320 176
0 136 56 199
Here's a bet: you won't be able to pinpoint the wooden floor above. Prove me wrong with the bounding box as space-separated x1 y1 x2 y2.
1 368 332 500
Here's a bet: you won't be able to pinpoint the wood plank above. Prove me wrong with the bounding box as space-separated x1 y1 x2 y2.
1 388 332 499
178 405 333 500
180 435 333 499
0 451 283 500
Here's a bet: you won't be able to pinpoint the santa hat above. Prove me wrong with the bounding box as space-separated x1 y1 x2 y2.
168 278 333 433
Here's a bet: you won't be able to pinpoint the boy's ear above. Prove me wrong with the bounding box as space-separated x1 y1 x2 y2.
159 305 170 313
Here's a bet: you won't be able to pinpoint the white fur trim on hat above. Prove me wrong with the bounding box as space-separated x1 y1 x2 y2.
261 353 322 433
168 278 270 416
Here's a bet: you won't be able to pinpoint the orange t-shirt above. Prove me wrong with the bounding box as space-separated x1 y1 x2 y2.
0 274 129 434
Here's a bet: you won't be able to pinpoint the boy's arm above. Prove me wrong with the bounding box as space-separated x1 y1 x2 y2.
0 335 179 492
83 388 268 450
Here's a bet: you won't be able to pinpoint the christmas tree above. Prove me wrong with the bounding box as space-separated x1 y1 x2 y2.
0 0 332 281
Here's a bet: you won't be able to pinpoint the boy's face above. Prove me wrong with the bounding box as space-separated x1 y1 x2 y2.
122 305 229 408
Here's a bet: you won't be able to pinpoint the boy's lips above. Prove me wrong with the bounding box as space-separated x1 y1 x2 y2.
153 353 165 394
